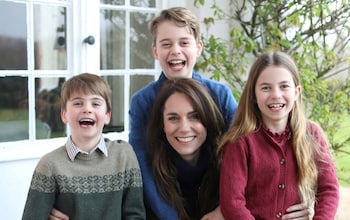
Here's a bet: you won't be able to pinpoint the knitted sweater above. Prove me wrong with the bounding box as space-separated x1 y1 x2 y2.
22 139 145 220
220 122 339 220
129 71 237 220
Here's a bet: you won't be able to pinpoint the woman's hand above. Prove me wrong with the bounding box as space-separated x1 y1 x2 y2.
282 203 314 220
200 206 224 220
48 208 69 220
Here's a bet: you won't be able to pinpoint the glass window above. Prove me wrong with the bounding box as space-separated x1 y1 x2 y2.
131 0 156 7
34 5 67 70
0 77 28 142
100 10 126 69
0 0 160 143
0 0 68 143
130 74 154 97
0 1 27 70
105 75 125 132
100 0 125 5
35 77 65 138
130 11 154 68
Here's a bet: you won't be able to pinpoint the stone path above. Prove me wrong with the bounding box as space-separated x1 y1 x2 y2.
336 186 350 220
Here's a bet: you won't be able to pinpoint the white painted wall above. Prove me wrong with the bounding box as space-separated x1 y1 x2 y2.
0 158 40 219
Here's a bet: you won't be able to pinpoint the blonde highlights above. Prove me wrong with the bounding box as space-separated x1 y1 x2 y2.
218 51 318 207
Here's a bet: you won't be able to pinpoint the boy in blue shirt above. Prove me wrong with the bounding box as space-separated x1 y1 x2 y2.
129 7 237 220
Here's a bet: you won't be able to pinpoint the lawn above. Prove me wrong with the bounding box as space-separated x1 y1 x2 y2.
333 114 350 187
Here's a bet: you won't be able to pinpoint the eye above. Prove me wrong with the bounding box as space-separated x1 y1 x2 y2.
167 115 179 122
180 41 190 46
161 42 171 48
93 102 102 107
261 86 270 91
73 101 82 106
189 112 200 121
281 84 290 89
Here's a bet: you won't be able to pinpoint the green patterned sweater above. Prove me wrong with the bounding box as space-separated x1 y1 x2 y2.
22 139 145 220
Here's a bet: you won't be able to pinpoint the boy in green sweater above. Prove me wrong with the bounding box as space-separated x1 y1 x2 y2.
22 73 145 220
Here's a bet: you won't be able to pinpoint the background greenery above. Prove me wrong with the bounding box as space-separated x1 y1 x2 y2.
193 0 350 186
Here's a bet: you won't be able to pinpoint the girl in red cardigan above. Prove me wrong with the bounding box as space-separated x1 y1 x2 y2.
218 51 339 220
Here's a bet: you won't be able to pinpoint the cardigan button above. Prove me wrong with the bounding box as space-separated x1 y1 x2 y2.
276 211 282 218
280 158 286 164
278 183 285 189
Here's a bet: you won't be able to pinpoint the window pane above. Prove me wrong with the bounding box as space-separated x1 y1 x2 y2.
100 0 125 5
100 10 125 69
130 12 154 68
130 75 154 98
131 0 155 7
35 77 65 139
0 1 27 70
0 77 28 142
34 5 67 70
105 75 124 132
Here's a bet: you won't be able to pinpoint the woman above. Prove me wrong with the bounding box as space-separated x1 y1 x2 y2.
146 78 226 220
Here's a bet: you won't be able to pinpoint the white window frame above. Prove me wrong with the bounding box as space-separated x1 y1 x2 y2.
0 0 186 162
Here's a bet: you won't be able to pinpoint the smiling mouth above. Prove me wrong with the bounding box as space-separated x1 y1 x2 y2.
268 104 285 109
177 136 195 142
168 60 185 67
79 119 95 126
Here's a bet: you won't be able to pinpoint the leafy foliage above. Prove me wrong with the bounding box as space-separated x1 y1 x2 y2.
194 1 350 161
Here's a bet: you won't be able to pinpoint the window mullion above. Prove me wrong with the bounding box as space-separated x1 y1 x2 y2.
27 1 36 141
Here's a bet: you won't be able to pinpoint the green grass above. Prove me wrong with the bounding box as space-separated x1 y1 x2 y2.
0 109 28 121
332 114 350 187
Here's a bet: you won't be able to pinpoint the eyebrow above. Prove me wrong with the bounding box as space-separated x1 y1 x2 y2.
159 37 192 43
165 110 197 116
257 80 292 86
70 96 104 102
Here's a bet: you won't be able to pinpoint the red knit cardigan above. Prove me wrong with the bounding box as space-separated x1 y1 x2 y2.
220 122 339 220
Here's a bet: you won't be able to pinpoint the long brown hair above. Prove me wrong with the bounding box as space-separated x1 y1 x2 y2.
147 78 225 219
217 51 318 207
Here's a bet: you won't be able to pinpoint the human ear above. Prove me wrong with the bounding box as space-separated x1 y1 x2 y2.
196 40 203 57
60 109 67 124
104 111 111 125
152 43 159 60
295 85 301 101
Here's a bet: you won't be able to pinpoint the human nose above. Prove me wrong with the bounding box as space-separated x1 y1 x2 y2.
82 103 93 113
179 119 191 132
271 87 282 98
170 44 181 56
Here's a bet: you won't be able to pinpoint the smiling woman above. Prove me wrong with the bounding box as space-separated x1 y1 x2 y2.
145 78 226 219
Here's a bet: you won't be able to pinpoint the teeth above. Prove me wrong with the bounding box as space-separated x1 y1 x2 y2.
80 119 93 122
79 118 95 125
169 60 183 64
268 104 284 108
177 137 195 142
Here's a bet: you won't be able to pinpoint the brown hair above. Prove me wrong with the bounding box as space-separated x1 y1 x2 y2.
150 7 201 45
146 78 225 219
217 51 318 207
60 73 112 112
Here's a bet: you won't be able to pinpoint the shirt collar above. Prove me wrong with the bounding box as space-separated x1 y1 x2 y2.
65 136 108 161
158 70 200 83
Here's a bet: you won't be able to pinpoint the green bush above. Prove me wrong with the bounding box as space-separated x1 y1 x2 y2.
194 0 350 185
